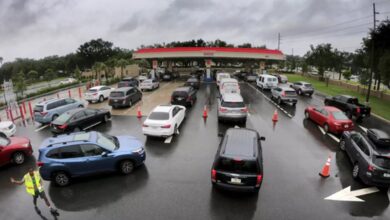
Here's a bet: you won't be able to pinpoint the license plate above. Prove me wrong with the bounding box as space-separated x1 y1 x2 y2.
177 98 183 101
231 178 241 184
151 126 158 129
344 125 349 128
383 173 390 178
362 114 366 117
114 100 118 102
289 99 292 101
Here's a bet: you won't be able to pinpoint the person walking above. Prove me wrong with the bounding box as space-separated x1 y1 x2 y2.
10 168 59 216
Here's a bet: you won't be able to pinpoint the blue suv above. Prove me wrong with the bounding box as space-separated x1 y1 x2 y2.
37 131 146 186
34 98 84 124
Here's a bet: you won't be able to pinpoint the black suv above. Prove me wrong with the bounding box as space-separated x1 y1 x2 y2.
171 87 197 107
340 129 390 187
118 77 139 88
211 128 265 192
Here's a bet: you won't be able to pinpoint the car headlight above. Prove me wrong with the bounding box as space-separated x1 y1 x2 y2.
22 143 30 147
133 147 145 154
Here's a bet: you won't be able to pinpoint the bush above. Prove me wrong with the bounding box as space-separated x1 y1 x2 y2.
16 81 80 101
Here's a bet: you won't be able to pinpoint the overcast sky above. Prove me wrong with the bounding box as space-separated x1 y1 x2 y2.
1 0 390 63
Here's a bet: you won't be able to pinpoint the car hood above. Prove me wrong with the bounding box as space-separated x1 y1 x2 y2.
116 135 143 152
8 137 30 147
0 121 13 129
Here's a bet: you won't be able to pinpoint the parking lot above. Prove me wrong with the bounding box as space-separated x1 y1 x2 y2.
1 80 390 220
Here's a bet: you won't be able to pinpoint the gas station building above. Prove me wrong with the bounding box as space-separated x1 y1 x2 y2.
133 47 285 80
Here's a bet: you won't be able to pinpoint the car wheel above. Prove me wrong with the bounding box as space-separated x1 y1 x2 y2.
0 133 6 138
52 114 59 121
352 163 360 179
103 114 109 123
277 97 282 105
87 101 92 104
13 152 25 165
99 95 104 102
174 124 178 135
78 105 84 108
324 100 329 106
304 111 310 119
323 123 329 133
53 172 70 187
298 89 302 95
339 139 346 151
129 100 132 107
119 160 134 174
73 127 81 132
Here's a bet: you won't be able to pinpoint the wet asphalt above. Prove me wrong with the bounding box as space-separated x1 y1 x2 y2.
0 82 389 220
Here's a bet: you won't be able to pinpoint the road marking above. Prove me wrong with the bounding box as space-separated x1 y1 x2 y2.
325 186 380 202
328 133 340 143
176 129 180 135
359 125 368 133
318 126 326 135
83 121 102 130
35 124 49 132
164 136 173 144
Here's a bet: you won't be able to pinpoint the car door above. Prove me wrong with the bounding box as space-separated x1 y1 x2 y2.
69 111 88 130
83 109 100 128
317 109 329 125
174 106 185 126
80 144 112 173
310 108 323 124
0 145 8 166
350 134 369 167
64 98 78 111
58 145 89 176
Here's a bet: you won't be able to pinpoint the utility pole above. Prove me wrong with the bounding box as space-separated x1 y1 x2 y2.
366 2 379 103
277 33 281 50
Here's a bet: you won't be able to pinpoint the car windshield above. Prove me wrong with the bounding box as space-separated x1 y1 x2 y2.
55 111 73 123
332 111 349 120
267 78 276 82
149 112 169 120
34 105 44 112
172 91 188 97
222 101 245 108
0 137 10 146
215 157 258 174
88 89 97 93
110 91 124 97
118 82 130 87
97 133 118 151
303 83 312 88
374 156 390 169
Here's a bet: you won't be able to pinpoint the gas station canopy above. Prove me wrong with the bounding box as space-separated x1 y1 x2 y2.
133 47 285 61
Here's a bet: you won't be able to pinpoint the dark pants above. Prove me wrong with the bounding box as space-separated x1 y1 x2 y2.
33 191 50 207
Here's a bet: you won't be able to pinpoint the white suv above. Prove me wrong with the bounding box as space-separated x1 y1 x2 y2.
85 86 113 103
256 74 278 90
0 121 16 137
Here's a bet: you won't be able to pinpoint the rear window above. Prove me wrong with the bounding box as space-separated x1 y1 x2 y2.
55 112 73 124
88 89 97 93
110 91 124 97
34 105 44 112
215 157 258 174
149 112 169 120
348 98 359 105
332 111 349 120
222 101 245 108
172 91 188 97
118 82 130 87
374 156 390 169
267 78 276 82
285 91 297 96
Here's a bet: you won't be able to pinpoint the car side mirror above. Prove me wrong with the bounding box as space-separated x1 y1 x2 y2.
218 132 224 137
259 136 266 141
101 152 108 157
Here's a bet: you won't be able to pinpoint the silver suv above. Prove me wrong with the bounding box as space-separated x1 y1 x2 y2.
217 93 248 123
290 81 314 96
34 98 84 124
271 87 298 106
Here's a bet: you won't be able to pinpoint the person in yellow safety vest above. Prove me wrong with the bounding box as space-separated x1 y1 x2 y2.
10 168 59 216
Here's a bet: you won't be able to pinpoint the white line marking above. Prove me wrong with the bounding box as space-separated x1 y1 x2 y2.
318 126 326 135
83 121 102 130
35 124 49 132
164 136 173 144
325 186 379 202
328 133 340 143
359 125 368 133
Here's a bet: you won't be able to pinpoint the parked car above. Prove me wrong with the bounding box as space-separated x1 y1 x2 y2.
0 136 32 166
60 78 77 85
162 71 179 81
339 129 390 187
140 79 159 91
34 98 84 124
290 81 314 96
216 73 231 88
184 77 201 90
37 131 146 186
324 95 371 121
245 73 258 82
84 86 113 103
171 87 197 107
118 77 139 88
233 71 248 81
138 73 148 82
142 105 186 138
51 108 111 133
275 74 288 83
217 93 248 124
304 106 354 134
271 87 298 106
108 87 142 109
0 121 16 138
211 128 265 192
256 74 278 90
219 78 240 95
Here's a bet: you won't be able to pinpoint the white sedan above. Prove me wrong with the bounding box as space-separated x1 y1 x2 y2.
85 86 114 103
0 121 16 138
140 79 159 91
142 105 186 137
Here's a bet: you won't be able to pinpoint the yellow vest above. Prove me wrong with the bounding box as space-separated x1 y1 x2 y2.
24 171 44 196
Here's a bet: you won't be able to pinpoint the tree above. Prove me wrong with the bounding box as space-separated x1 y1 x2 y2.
44 68 56 85
305 44 335 77
92 62 106 80
74 66 82 81
27 70 39 81
378 51 390 87
116 59 128 79
77 39 115 68
342 69 352 80
14 72 27 97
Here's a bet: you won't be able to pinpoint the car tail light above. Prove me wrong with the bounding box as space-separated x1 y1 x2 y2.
219 107 227 113
37 162 44 167
211 169 217 182
58 124 68 129
241 107 248 113
356 107 360 114
368 164 375 171
161 124 171 129
142 124 149 127
186 96 192 101
41 112 48 116
256 174 263 187
281 91 286 97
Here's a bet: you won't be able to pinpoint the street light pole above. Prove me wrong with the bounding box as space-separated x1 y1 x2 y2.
366 2 379 103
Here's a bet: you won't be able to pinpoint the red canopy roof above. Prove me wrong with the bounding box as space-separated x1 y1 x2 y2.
135 47 283 55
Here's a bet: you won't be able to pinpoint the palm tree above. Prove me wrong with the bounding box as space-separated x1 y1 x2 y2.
116 59 128 79
92 62 105 80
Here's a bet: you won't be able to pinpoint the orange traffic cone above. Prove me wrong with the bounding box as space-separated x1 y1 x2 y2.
272 110 278 122
319 155 331 178
137 106 142 118
203 105 208 118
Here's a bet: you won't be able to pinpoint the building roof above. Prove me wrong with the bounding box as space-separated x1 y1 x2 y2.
133 47 285 60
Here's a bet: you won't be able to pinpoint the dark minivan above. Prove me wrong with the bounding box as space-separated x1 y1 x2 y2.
171 87 197 107
211 128 265 192
109 87 142 109
118 77 139 88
